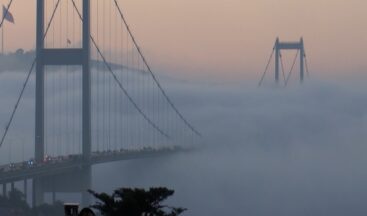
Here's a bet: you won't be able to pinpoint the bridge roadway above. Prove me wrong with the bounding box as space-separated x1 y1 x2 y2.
0 147 183 184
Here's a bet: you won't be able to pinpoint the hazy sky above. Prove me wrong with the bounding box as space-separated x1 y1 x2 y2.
2 0 367 80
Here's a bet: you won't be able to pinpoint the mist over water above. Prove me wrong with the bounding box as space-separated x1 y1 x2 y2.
1 68 367 215
1 0 367 214
91 78 367 216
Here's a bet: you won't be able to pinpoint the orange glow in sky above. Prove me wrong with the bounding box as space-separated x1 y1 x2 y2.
1 0 367 80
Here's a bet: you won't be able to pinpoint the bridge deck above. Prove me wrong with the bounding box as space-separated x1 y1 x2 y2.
0 147 183 184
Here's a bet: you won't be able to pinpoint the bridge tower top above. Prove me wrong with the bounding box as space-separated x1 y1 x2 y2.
258 37 309 86
274 37 305 84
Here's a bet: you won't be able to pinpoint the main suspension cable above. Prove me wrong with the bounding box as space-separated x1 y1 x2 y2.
70 0 169 139
0 0 62 148
113 0 201 137
258 46 275 86
279 52 286 85
285 50 299 86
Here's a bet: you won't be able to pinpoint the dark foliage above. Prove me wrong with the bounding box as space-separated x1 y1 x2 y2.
0 189 31 215
0 190 64 216
89 187 186 216
31 201 64 216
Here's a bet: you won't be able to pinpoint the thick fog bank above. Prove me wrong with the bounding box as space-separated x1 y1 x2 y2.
1 69 367 215
93 79 367 216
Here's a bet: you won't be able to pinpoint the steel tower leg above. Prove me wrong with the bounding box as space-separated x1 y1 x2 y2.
82 0 91 161
275 38 280 83
300 38 305 83
35 0 45 163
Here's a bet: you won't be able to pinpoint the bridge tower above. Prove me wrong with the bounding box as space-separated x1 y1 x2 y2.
275 37 305 83
35 0 91 163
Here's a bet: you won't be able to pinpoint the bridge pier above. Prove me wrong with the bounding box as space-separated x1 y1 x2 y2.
2 183 5 197
30 165 92 207
32 177 44 207
81 166 92 207
10 182 14 193
24 179 28 202
52 191 56 204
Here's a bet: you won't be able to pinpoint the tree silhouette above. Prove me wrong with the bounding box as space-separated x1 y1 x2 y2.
0 190 64 216
0 189 30 215
89 187 186 216
31 201 64 216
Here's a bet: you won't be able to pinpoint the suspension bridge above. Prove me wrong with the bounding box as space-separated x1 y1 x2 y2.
0 0 200 207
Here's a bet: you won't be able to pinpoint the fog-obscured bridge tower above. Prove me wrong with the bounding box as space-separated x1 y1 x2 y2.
259 38 309 86
258 37 309 86
275 37 305 83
